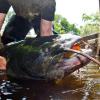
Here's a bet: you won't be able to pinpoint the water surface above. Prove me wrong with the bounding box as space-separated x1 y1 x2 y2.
0 63 100 100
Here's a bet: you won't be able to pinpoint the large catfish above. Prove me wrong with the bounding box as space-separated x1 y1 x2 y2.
0 34 92 80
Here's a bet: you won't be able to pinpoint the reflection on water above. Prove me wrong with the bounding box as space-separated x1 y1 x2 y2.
0 63 100 100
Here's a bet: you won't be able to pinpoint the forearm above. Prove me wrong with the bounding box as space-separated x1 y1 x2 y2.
0 13 6 30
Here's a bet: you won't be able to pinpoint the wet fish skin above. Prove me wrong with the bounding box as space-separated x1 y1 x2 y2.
0 36 58 78
0 34 91 80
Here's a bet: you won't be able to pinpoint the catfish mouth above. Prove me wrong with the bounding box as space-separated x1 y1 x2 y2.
46 45 92 80
61 41 92 74
47 55 90 80
61 53 90 74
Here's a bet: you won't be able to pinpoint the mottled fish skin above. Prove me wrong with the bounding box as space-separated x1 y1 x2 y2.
4 35 65 80
0 34 91 80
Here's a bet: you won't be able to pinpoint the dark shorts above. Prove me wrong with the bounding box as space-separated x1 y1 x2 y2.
0 0 56 21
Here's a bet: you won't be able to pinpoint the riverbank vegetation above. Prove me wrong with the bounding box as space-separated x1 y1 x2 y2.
54 12 100 36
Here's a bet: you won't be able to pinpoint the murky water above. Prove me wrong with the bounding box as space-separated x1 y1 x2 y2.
0 63 100 100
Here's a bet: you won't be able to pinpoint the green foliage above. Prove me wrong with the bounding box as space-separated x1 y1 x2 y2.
80 12 100 36
54 14 80 35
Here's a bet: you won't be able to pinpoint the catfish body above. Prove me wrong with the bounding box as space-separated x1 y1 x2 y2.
0 34 91 80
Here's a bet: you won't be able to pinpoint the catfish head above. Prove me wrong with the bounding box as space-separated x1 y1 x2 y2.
0 34 92 80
